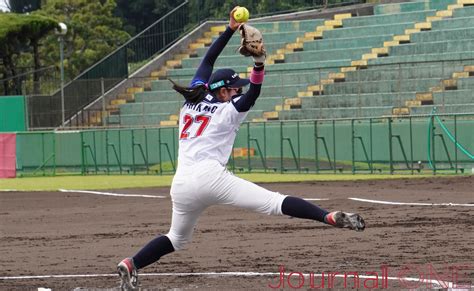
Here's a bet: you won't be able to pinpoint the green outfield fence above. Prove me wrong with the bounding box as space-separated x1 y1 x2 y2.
12 113 474 177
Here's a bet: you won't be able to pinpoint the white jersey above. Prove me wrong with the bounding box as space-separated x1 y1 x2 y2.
177 93 247 167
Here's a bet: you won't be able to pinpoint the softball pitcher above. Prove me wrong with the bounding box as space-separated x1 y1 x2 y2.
117 7 365 290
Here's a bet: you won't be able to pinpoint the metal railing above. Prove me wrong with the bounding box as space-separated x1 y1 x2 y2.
14 112 474 177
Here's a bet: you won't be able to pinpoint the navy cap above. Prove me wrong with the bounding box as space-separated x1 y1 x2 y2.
208 68 250 91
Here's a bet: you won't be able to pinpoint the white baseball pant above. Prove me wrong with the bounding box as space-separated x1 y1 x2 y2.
166 159 287 250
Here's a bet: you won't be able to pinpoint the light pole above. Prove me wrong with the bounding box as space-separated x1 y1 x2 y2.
56 22 67 127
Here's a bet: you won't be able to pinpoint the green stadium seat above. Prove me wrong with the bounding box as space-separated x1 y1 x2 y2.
284 47 372 63
389 39 474 56
456 77 474 90
259 84 311 98
250 97 285 111
432 90 474 104
324 78 442 95
300 92 417 108
343 10 436 27
195 42 287 57
322 22 414 39
410 103 474 115
452 6 474 18
108 113 171 126
303 35 393 51
116 0 474 126
410 28 474 43
431 16 474 30
120 101 182 115
374 0 457 15
244 110 265 121
135 92 181 103
344 64 465 82
277 106 393 120
369 52 474 66
245 19 325 33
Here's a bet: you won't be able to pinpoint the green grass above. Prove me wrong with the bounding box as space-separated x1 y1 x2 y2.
0 173 456 191
0 175 174 191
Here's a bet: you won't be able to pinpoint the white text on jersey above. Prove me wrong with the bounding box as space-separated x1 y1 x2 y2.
185 102 218 113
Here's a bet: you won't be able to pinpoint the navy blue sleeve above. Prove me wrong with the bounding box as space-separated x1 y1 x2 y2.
232 82 262 112
190 26 236 87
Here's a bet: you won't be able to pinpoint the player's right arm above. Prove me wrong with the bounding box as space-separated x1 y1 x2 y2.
190 8 240 87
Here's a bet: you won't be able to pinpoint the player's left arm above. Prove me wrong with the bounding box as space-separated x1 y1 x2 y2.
232 64 265 112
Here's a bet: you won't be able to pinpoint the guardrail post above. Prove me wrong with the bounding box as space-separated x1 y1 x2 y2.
369 118 373 174
431 115 436 175
53 132 56 176
93 130 98 173
333 120 336 174
106 130 110 174
297 121 301 173
41 132 45 176
80 131 85 175
118 130 123 174
314 120 319 173
145 128 149 175
388 117 393 174
247 122 251 172
264 122 267 173
351 119 355 174
158 128 162 175
280 121 284 174
454 115 458 174
409 116 414 175
131 129 136 175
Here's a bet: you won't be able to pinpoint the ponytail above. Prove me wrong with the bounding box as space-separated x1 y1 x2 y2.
169 79 208 104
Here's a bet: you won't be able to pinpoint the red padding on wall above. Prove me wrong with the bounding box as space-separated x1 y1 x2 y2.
0 133 16 178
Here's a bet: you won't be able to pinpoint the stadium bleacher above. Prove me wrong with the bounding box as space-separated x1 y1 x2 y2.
106 0 474 127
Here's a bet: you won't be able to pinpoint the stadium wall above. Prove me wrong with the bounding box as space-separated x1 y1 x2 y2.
11 114 474 176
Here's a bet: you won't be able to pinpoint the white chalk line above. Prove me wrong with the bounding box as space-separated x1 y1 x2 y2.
2 271 470 289
59 189 166 199
349 197 474 207
3 189 473 207
0 189 32 192
59 189 329 201
303 198 330 201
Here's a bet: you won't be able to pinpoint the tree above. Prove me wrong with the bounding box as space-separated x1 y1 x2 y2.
0 13 58 95
114 0 177 36
35 0 130 80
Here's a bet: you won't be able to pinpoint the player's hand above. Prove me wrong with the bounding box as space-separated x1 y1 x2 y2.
253 55 266 64
229 6 241 31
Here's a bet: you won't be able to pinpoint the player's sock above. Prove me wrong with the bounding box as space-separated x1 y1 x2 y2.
132 235 175 269
281 196 329 223
324 211 338 225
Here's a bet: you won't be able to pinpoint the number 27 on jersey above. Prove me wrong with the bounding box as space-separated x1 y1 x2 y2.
180 114 211 140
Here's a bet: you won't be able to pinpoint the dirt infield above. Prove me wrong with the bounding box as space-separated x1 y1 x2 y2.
1 176 473 290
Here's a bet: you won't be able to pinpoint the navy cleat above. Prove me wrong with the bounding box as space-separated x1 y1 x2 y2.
326 211 365 231
117 257 139 290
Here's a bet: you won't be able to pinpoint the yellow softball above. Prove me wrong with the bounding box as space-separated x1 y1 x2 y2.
233 7 250 23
